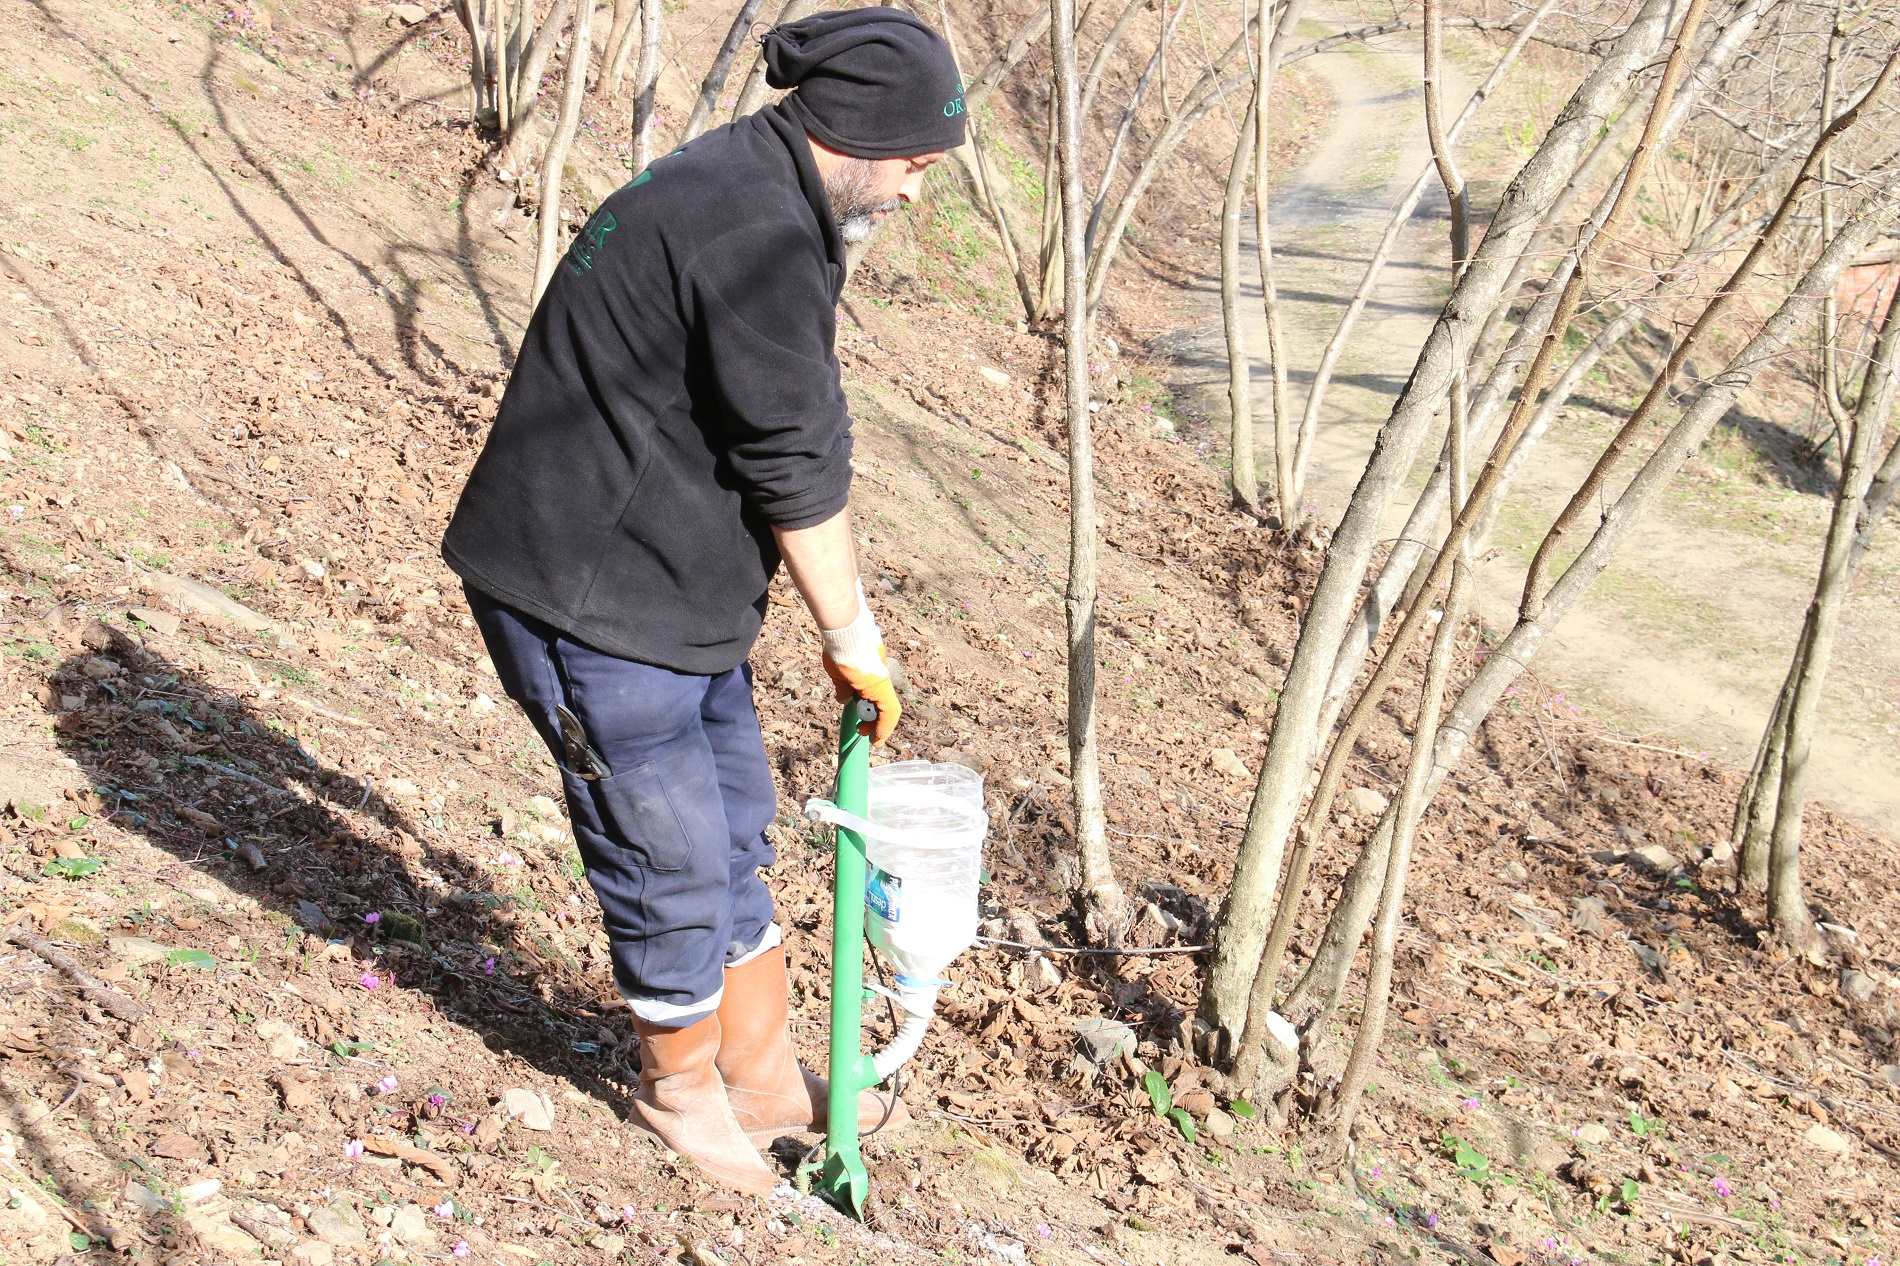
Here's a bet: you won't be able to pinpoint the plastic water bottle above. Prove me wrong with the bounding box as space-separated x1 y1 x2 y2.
861 760 986 996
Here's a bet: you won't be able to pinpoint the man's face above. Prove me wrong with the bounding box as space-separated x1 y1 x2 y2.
823 152 946 243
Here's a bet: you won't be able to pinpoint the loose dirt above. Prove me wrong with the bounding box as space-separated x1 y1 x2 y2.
3 1 1898 1265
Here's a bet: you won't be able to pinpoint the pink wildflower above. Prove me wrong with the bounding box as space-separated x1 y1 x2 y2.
452 1239 470 1258
1460 1096 1480 1110
481 957 496 976
428 1092 448 1109
620 1205 638 1224
343 1139 364 1159
359 971 381 990
363 911 381 925
1712 1176 1732 1199
434 1200 455 1219
376 1074 399 1094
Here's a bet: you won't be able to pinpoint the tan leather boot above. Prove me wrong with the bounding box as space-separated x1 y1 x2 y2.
716 945 909 1143
631 1014 777 1196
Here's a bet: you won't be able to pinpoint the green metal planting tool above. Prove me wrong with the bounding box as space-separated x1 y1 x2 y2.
805 698 878 1218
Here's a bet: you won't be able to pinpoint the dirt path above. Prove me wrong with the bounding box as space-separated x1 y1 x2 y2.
1170 15 1900 839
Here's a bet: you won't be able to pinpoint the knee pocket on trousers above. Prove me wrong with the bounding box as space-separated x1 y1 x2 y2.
573 748 724 875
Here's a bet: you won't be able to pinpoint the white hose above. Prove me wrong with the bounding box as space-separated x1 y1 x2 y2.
871 1009 933 1081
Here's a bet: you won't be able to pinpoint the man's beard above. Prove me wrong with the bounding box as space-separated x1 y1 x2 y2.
824 159 900 243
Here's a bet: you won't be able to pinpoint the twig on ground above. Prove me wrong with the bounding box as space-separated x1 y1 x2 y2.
976 936 1206 956
5 925 149 1023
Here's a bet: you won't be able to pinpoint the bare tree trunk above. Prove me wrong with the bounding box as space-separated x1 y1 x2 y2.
1085 18 1264 316
454 0 494 122
1522 47 1900 620
1286 194 1896 1043
731 0 819 120
1086 0 1189 256
1194 0 1677 1065
683 0 769 141
1767 278 1900 952
532 0 595 306
1253 0 1307 525
1324 0 1791 728
1051 0 1125 936
1735 637 1799 885
596 0 637 95
1288 0 1555 535
494 0 513 130
496 0 579 170
1222 73 1261 513
629 0 662 173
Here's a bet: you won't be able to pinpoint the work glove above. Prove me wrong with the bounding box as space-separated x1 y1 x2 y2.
820 584 901 744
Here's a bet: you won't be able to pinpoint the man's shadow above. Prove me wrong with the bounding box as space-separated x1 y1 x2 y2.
49 630 641 1112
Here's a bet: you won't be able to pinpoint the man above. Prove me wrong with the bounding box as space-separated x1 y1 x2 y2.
441 7 965 1196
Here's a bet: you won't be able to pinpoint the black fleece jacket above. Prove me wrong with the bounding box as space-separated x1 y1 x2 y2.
443 103 850 674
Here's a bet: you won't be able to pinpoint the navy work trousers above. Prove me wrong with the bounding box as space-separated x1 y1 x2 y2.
464 586 779 1024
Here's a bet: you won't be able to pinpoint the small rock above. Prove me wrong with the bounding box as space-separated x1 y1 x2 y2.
1072 1017 1136 1065
1208 748 1252 781
1029 956 1061 993
128 606 181 636
1502 860 1529 884
500 1087 556 1131
109 936 170 967
1840 969 1878 1003
299 559 327 581
977 366 1011 388
1803 1123 1850 1154
470 693 498 715
290 1241 336 1266
596 1234 626 1255
525 795 561 820
176 1179 222 1204
293 899 328 932
238 841 268 871
307 1199 367 1248
1576 1122 1611 1146
1344 787 1390 817
385 778 422 799
1879 1064 1900 1087
1626 844 1679 875
1203 1107 1236 1139
388 1204 434 1247
123 1181 169 1213
1570 896 1607 937
390 2 429 22
1706 839 1735 865
146 571 279 635
150 1131 210 1162
255 1018 305 1060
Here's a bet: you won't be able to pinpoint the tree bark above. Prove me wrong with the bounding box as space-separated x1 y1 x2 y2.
596 0 638 95
683 0 769 141
1051 0 1125 936
629 0 663 173
495 0 579 170
1766 277 1900 951
532 0 595 307
1254 0 1308 525
1222 72 1262 513
1522 46 1900 620
1194 0 1676 1066
1287 195 1896 1038
1323 0 1791 728
1287 0 1554 536
730 0 819 120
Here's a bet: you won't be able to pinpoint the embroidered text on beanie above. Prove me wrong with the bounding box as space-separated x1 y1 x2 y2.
762 6 967 160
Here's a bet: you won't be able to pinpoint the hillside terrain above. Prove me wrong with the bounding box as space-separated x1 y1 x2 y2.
2 1 1898 1265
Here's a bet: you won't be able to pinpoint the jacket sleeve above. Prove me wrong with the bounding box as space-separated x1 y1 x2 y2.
685 222 852 530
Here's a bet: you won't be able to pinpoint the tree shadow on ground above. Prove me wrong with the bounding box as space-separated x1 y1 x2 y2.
47 632 641 1111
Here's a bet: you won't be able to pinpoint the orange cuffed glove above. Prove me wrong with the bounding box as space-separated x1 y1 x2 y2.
820 586 901 744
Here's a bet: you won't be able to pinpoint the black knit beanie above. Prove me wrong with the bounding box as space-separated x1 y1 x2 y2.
763 6 967 160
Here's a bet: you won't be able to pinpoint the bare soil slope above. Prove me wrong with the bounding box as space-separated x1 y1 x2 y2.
3 3 1898 1266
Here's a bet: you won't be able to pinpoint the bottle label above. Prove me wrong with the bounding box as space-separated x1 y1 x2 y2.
866 868 902 921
